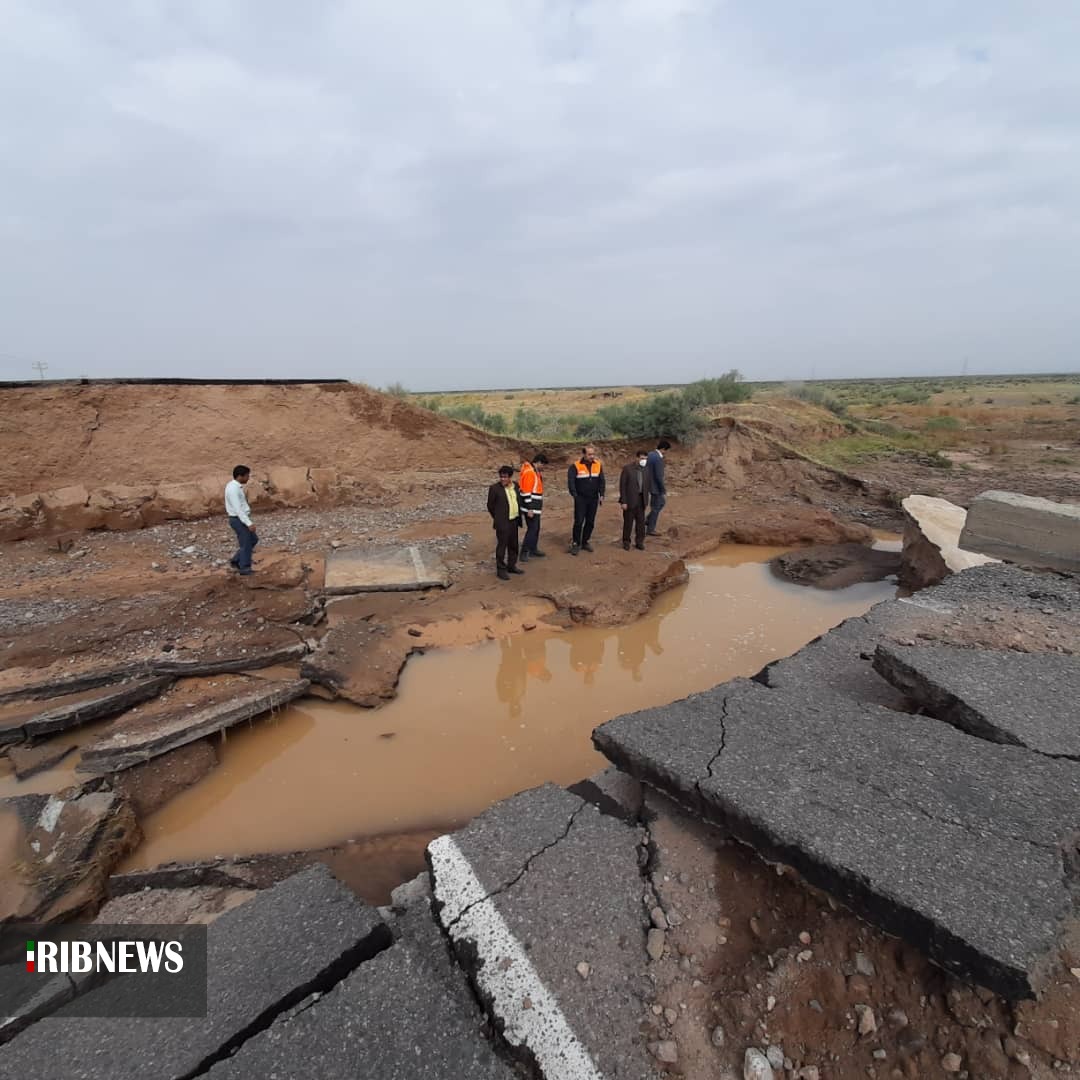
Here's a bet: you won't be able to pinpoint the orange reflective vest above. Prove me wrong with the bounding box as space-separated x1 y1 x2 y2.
519 461 544 513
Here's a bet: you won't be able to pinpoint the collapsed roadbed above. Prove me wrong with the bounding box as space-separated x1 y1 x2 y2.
1 562 1077 1080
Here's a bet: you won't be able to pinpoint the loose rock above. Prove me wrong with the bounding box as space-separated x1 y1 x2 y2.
650 1040 678 1064
647 928 666 962
942 1052 963 1073
744 1047 776 1080
712 1025 726 1048
766 1045 785 1070
856 1004 878 1036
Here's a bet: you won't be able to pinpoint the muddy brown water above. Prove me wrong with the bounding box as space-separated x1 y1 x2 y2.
113 544 895 871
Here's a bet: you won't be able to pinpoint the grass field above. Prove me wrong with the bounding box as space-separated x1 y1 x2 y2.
388 374 1079 470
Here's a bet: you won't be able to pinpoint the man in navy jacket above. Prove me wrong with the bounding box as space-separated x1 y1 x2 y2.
645 439 671 535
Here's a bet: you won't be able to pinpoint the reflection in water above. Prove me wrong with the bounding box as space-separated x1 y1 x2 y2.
123 545 897 870
569 635 605 687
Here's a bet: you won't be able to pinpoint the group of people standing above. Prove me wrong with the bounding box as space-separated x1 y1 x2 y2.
223 441 671 583
485 440 671 580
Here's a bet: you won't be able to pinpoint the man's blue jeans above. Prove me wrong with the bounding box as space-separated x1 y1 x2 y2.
228 517 258 571
646 491 667 533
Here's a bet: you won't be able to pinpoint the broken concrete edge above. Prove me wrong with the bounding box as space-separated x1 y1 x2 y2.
960 490 1080 574
871 645 1023 750
76 679 310 776
591 710 1041 1002
0 643 309 708
0 677 175 749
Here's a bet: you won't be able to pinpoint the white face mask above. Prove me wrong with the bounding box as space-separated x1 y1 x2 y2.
638 458 647 467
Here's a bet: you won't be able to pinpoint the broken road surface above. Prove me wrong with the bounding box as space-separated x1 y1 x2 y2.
0 865 391 1079
429 783 657 1079
874 642 1080 759
595 564 1080 1000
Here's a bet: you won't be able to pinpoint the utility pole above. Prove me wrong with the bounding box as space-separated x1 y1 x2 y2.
32 361 48 381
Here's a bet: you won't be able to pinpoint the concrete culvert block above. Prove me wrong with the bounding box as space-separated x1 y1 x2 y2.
960 490 1080 573
900 494 998 589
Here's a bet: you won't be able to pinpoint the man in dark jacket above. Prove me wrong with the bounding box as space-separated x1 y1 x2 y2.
567 444 605 555
645 439 671 535
619 451 649 551
487 465 525 581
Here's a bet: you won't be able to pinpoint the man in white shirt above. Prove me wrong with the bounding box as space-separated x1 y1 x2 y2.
224 465 258 575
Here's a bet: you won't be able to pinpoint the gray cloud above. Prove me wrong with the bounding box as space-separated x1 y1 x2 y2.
2 1 1078 387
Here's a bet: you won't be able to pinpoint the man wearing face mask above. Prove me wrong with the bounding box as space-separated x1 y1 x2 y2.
618 450 650 551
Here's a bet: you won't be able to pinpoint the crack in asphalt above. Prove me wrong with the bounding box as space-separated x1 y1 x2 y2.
442 801 588 934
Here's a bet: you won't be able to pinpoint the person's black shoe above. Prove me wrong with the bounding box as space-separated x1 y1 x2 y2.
636 543 646 550
520 550 530 562
508 566 525 575
569 543 580 556
582 542 594 552
646 530 661 537
622 541 631 551
238 569 254 576
531 550 547 558
497 568 510 581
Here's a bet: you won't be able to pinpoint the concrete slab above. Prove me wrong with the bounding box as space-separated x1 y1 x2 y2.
0 643 306 708
77 675 308 775
205 888 514 1080
1 789 139 923
960 490 1080 573
429 784 656 1080
4 740 76 779
0 677 171 747
874 643 1080 758
0 865 392 1080
594 678 1080 1000
324 544 450 595
900 494 998 588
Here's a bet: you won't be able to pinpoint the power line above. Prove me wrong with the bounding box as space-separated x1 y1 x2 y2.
32 360 49 380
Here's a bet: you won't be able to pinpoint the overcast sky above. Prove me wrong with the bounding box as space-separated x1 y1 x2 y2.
2 2 1078 389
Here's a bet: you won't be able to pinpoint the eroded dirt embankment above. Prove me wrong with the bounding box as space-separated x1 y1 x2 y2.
0 382 894 540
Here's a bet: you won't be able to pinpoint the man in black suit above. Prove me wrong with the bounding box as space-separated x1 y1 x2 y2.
486 465 526 581
619 451 649 551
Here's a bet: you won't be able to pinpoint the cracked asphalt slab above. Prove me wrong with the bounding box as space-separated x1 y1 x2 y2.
758 563 1080 708
429 784 657 1080
205 895 513 1080
874 642 1080 758
594 676 1080 1000
0 866 391 1080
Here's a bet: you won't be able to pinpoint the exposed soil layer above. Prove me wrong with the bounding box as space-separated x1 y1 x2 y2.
644 789 1080 1080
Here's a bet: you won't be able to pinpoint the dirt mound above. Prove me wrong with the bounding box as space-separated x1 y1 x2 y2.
702 397 850 444
0 382 505 495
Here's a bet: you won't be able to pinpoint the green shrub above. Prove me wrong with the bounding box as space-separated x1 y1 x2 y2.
681 370 751 407
513 407 545 437
597 392 703 440
384 381 409 398
787 383 848 417
924 415 962 431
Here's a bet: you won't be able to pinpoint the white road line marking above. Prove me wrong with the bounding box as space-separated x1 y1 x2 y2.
428 835 604 1080
408 545 426 580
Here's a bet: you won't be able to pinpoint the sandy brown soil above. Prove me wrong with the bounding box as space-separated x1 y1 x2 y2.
643 790 1079 1080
